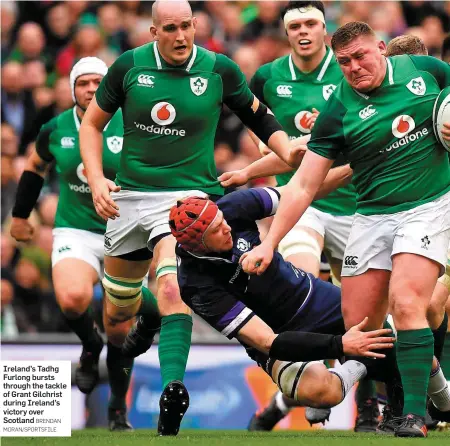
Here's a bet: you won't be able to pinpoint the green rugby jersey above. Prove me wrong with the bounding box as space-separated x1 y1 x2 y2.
250 47 356 216
36 107 123 234
95 42 255 195
308 55 450 215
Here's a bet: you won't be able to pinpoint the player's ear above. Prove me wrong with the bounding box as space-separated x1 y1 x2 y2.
378 40 387 53
150 25 158 41
192 16 197 30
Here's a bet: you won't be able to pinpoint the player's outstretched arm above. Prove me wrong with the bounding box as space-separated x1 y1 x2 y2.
10 138 54 242
80 96 120 221
314 164 353 200
240 151 334 275
219 135 310 188
237 316 394 361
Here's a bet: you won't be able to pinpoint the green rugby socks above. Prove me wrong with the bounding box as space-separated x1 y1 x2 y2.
158 313 193 389
396 328 434 417
107 342 134 410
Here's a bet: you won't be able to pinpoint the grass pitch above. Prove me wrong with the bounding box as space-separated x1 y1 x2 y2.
2 430 449 446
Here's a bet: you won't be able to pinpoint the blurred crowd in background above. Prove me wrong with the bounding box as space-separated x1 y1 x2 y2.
1 0 450 337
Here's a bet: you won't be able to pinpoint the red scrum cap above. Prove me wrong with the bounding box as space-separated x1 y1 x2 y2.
169 197 219 252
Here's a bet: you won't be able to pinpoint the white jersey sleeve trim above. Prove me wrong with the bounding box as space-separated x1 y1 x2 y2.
263 187 280 215
221 307 253 337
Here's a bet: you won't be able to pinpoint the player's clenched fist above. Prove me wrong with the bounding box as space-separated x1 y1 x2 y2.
10 218 35 242
218 170 249 188
240 241 274 275
89 177 121 221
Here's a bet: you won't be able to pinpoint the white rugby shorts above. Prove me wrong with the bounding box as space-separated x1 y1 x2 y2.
104 189 208 256
341 191 450 277
52 228 104 278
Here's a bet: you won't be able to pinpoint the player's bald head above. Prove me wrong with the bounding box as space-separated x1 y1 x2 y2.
152 0 192 26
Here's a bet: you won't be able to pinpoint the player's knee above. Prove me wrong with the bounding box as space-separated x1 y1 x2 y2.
300 365 340 407
157 274 181 306
57 285 92 316
391 294 426 322
275 361 332 406
102 272 145 308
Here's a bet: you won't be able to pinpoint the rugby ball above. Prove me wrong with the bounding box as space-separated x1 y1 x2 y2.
432 85 450 152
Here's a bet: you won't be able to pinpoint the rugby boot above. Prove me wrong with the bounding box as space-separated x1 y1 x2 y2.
395 414 428 438
248 393 286 431
108 408 134 431
157 380 189 436
354 397 380 432
75 328 103 394
376 404 403 435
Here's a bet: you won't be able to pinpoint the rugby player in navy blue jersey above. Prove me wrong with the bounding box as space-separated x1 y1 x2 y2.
124 187 450 421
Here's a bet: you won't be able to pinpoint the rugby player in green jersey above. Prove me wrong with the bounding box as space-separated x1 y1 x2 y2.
220 1 375 432
10 58 138 431
438 34 450 397
79 0 294 436
241 21 450 437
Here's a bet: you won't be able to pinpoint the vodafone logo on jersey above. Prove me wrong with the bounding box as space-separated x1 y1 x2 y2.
151 102 176 125
392 115 415 138
294 111 312 134
380 115 429 154
76 163 88 183
69 163 92 193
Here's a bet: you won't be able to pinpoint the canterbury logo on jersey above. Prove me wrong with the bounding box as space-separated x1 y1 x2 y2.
277 85 292 98
137 74 155 87
359 105 377 120
58 245 71 253
61 137 75 148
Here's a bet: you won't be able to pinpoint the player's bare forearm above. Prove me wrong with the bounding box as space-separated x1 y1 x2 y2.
79 96 112 183
237 316 277 354
267 130 296 167
245 152 293 179
314 164 353 200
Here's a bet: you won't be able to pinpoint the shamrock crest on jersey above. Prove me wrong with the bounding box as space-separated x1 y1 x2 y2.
190 77 208 96
107 136 123 154
323 84 337 101
406 76 426 96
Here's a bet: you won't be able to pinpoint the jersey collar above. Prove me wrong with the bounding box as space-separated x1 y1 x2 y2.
153 42 197 72
352 57 394 100
288 46 334 81
73 106 111 132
